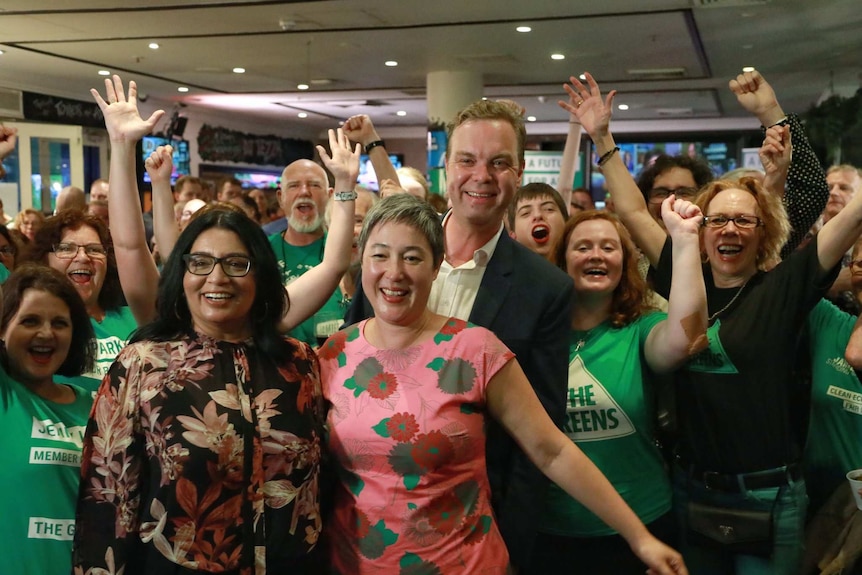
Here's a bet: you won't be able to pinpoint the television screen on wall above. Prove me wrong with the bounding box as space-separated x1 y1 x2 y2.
140 136 190 185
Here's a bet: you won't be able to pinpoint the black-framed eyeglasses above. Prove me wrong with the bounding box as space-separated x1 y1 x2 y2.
0 246 15 256
52 242 107 259
183 253 252 277
648 187 698 203
702 215 763 229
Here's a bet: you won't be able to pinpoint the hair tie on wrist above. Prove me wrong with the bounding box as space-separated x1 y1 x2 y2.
597 146 620 167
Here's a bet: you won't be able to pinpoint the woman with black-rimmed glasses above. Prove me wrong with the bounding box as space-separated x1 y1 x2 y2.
72 206 331 574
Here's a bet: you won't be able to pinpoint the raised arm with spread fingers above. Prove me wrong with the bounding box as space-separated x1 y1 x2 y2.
560 73 668 265
277 128 360 332
91 75 163 325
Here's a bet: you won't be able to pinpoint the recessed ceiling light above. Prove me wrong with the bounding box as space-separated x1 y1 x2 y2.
481 97 488 101
385 60 398 67
618 104 629 111
526 116 537 122
396 110 407 117
0 50 5 55
742 66 755 72
298 112 308 118
551 53 565 61
297 83 309 90
516 26 532 33
177 86 189 93
148 42 159 50
98 70 111 76
232 67 246 74
579 74 586 80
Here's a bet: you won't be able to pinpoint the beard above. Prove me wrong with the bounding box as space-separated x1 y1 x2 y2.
287 199 323 233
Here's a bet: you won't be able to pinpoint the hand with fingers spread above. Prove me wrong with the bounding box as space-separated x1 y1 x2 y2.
558 72 616 140
91 75 164 145
316 128 361 188
728 69 785 127
0 124 18 160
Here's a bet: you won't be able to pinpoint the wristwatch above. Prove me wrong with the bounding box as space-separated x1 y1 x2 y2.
333 190 358 201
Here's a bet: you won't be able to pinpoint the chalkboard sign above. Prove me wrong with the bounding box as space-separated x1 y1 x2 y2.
23 92 104 128
197 123 313 167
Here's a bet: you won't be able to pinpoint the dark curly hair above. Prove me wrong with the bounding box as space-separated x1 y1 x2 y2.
20 209 123 312
131 206 294 359
550 210 653 328
636 154 715 201
1 263 96 377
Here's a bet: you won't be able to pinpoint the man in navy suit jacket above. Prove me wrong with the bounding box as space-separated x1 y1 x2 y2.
344 100 573 569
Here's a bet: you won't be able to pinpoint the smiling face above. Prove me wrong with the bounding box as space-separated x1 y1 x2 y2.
511 195 566 257
446 119 523 231
361 221 439 329
183 227 256 341
279 160 330 235
702 188 762 286
564 219 624 299
2 288 72 389
47 225 107 312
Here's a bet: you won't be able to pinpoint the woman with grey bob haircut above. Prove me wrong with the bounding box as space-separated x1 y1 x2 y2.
357 193 444 268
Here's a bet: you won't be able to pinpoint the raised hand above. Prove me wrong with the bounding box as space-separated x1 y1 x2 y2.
316 128 361 185
0 125 18 160
342 114 380 147
91 75 164 144
144 145 174 185
661 194 703 239
558 72 616 139
728 69 784 126
759 125 792 177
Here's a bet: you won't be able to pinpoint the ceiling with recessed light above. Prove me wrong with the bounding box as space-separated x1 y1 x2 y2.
0 0 859 137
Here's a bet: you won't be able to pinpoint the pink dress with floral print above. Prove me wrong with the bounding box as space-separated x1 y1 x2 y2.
72 332 325 575
319 318 515 575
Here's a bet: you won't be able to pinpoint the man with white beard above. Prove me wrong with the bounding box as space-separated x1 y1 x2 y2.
268 158 350 346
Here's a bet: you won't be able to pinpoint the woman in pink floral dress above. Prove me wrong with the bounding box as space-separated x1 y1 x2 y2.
318 194 689 575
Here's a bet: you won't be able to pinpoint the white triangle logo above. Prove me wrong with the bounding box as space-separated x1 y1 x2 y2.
563 355 635 442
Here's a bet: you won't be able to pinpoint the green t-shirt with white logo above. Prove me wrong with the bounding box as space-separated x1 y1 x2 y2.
541 312 671 537
805 298 862 512
56 306 137 393
0 367 91 575
269 232 346 347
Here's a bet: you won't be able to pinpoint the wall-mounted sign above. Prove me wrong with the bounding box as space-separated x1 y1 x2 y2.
197 124 313 167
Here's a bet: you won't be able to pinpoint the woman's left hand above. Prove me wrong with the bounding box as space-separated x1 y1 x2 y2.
661 195 703 238
633 536 689 575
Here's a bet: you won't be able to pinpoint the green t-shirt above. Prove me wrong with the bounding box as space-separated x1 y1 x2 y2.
56 306 137 393
541 313 671 537
0 368 91 575
268 232 346 346
805 298 862 511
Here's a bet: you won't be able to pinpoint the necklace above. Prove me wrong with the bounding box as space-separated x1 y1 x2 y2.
573 327 596 352
708 279 749 322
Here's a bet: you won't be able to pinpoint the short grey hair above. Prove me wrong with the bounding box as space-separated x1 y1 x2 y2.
358 194 444 268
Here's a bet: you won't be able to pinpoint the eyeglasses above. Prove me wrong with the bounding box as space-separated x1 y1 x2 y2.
702 215 763 229
52 242 107 259
0 246 15 256
183 253 252 277
648 187 698 203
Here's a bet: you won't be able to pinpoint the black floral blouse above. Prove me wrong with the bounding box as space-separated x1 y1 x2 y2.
72 332 325 574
